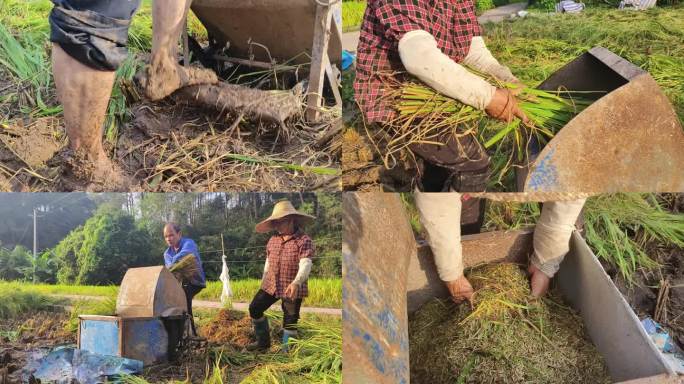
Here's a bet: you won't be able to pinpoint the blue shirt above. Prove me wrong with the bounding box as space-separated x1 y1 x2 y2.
164 237 206 287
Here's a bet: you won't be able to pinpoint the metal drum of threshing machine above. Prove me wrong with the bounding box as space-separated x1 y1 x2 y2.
190 0 342 65
78 266 188 366
518 47 684 193
342 192 678 384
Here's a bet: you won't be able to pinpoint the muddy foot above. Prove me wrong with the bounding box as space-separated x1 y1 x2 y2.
48 148 134 192
135 56 218 101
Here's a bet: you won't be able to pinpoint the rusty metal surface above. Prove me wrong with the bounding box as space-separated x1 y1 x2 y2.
525 73 684 192
116 266 187 318
342 192 415 384
191 0 341 65
407 229 533 314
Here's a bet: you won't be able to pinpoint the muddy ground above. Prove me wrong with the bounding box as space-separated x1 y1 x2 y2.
610 245 684 349
0 72 340 193
0 310 74 384
602 196 684 350
0 309 284 384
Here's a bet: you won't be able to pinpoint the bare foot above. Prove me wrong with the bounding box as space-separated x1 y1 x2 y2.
49 148 131 191
136 55 218 101
87 152 129 191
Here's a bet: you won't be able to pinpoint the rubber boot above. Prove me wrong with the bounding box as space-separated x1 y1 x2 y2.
246 317 271 352
281 329 298 353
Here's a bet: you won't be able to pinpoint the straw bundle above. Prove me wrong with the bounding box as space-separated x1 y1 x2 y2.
377 69 597 168
169 254 200 282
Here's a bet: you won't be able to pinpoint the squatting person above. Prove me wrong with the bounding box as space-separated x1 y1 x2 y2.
415 193 586 301
163 222 206 336
354 0 528 193
247 200 315 352
48 0 217 187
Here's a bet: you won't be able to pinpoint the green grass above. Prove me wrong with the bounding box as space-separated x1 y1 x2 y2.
484 6 684 120
480 194 684 281
0 280 119 297
0 288 63 318
342 1 366 32
196 278 342 308
65 297 117 333
583 194 684 281
0 277 342 308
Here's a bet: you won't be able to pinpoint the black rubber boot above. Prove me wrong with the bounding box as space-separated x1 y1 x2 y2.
246 317 271 352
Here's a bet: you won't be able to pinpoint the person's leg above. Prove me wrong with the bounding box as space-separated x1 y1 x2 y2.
247 289 279 351
182 284 203 336
280 298 303 352
529 198 587 297
49 0 139 185
137 0 217 100
52 44 116 177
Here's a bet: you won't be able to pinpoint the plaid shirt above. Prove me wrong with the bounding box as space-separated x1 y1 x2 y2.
261 231 314 299
354 0 482 123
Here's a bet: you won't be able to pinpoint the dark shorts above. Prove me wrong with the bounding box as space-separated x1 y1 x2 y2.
49 0 141 71
249 289 303 330
407 130 490 192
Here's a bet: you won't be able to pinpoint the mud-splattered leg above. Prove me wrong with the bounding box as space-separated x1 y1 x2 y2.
51 43 125 188
137 0 218 101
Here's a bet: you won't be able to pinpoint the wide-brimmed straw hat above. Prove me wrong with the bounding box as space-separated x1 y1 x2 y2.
255 200 316 233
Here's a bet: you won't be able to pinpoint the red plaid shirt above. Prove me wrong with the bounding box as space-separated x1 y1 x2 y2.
261 231 314 299
354 0 482 123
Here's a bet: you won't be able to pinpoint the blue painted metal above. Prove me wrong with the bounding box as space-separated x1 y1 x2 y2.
79 316 171 366
342 193 414 384
122 318 169 366
79 317 120 357
526 148 559 191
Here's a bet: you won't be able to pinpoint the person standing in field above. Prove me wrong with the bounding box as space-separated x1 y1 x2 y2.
354 0 528 194
247 200 315 353
415 193 586 302
48 0 217 189
163 222 207 337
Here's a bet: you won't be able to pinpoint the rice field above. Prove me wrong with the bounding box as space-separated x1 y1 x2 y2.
0 277 343 308
342 1 366 32
0 288 64 318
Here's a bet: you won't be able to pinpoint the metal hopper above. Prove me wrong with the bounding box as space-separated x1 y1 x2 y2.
191 0 342 64
78 266 188 366
520 47 684 193
116 266 188 318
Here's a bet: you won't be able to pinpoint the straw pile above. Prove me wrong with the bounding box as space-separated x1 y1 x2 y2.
409 263 610 384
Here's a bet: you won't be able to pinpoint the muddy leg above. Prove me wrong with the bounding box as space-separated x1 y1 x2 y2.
52 43 125 186
138 0 217 100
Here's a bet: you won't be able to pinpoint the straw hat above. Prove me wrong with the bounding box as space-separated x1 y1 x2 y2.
255 200 316 233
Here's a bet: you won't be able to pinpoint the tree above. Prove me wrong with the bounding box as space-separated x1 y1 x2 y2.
0 244 32 280
54 207 155 285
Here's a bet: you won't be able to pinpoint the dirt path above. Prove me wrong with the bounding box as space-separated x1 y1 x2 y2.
49 294 342 316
